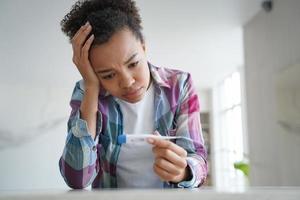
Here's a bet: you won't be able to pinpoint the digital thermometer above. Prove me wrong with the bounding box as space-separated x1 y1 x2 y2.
117 134 194 145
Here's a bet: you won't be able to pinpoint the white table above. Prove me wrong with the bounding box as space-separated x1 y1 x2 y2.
1 187 300 200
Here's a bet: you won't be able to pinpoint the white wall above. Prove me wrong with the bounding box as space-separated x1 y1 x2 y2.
244 0 300 186
138 0 245 90
197 89 212 113
0 0 77 190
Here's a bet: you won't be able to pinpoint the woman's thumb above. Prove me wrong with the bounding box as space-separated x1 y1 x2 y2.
153 130 161 136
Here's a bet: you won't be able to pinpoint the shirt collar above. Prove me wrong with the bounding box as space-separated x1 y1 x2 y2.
148 62 171 89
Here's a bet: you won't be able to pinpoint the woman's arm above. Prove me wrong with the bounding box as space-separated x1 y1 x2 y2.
80 85 99 139
59 21 102 189
149 73 208 188
173 73 208 187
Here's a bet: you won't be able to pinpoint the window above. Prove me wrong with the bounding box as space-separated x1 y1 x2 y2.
212 71 248 191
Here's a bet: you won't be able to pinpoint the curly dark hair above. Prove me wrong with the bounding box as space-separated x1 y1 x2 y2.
61 0 144 45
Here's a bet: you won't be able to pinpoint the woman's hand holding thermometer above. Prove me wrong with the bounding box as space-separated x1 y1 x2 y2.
117 131 192 183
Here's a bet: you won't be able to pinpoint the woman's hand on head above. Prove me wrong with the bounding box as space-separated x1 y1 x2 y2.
71 21 99 89
147 133 190 183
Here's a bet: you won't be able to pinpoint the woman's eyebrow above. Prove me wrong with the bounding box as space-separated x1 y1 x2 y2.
97 53 138 74
124 53 137 65
97 69 113 74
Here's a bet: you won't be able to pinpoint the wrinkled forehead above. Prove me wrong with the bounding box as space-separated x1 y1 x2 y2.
89 29 144 69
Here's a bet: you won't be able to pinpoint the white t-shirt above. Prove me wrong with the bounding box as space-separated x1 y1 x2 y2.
116 83 163 188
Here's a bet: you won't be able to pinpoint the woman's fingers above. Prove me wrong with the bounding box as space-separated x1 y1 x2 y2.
71 22 92 59
82 34 94 62
153 164 174 181
78 23 92 48
152 147 187 169
71 23 88 50
149 138 187 158
152 148 189 182
72 22 88 43
72 22 91 46
154 157 182 176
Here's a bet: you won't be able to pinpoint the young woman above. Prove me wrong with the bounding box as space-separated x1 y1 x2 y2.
59 0 207 189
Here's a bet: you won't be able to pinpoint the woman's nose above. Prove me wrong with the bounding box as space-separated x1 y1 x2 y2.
119 72 135 89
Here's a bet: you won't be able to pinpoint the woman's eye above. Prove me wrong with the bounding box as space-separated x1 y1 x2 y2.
129 61 139 68
102 73 115 80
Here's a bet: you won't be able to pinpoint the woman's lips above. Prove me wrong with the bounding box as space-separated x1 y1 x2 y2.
123 87 143 98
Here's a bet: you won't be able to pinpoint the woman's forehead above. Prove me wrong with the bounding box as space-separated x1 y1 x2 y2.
90 31 143 69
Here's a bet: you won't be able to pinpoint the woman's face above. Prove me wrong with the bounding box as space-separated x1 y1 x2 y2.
89 29 150 103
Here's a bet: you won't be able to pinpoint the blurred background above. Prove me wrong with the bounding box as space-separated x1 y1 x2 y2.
0 0 299 191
